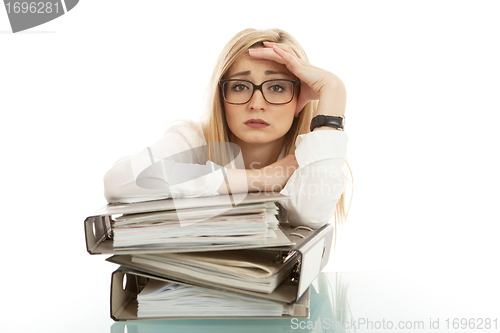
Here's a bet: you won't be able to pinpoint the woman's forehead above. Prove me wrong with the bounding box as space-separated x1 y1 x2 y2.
225 51 293 78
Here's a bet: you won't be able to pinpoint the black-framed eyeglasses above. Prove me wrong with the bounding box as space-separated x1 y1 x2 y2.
219 79 299 105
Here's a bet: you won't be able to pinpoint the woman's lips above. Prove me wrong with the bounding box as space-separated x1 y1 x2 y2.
245 123 269 128
244 119 269 128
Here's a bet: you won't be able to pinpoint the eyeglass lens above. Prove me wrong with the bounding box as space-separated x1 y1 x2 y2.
222 80 294 104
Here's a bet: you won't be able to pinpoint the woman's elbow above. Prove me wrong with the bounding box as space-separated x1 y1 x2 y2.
287 199 338 229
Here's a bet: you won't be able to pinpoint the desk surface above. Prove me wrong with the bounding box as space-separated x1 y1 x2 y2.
108 269 499 333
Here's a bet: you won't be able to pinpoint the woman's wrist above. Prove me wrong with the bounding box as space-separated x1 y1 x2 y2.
310 114 344 132
250 168 277 192
217 168 266 194
312 126 342 132
315 80 346 117
247 169 266 192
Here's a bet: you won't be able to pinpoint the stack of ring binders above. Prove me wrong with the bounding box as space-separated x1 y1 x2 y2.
84 191 334 321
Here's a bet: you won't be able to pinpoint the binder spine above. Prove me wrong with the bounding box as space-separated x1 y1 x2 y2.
290 224 334 298
110 267 310 321
111 268 148 321
85 215 112 254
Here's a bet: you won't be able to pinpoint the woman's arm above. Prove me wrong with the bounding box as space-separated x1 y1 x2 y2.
105 119 299 203
248 42 348 228
217 155 298 195
278 130 348 229
104 123 226 203
219 131 347 229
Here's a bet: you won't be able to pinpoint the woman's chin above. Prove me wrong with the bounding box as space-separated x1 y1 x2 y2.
242 135 284 146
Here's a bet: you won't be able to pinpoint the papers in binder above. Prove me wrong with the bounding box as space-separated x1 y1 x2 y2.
112 202 280 250
131 249 298 293
137 279 294 318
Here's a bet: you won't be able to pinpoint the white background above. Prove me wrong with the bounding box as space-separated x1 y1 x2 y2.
1 1 499 332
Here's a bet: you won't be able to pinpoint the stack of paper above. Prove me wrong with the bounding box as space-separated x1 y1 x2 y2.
137 279 294 318
130 249 298 293
112 202 280 250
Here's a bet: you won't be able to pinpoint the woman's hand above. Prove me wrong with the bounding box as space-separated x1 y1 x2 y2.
217 154 298 195
257 154 299 192
248 42 346 117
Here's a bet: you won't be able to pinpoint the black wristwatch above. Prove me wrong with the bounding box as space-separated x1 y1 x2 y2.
310 115 344 132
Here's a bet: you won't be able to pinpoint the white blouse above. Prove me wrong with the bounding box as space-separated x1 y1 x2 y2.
103 121 348 229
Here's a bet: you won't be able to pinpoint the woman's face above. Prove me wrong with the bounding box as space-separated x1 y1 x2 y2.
223 48 298 147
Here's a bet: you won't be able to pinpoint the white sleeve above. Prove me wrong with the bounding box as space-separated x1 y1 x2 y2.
278 130 348 229
103 124 227 203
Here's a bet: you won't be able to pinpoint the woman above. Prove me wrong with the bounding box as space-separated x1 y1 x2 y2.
104 28 349 230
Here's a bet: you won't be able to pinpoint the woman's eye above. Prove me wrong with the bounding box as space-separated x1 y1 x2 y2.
268 84 286 93
231 83 250 92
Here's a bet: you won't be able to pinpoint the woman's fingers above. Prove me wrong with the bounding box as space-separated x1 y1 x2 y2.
249 41 342 115
263 42 304 72
260 154 298 191
249 42 302 68
263 41 295 55
248 47 285 64
250 45 316 114
270 44 303 74
249 45 305 84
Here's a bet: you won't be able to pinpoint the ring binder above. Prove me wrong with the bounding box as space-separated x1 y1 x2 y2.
85 192 296 255
110 267 310 320
107 222 334 304
85 192 334 322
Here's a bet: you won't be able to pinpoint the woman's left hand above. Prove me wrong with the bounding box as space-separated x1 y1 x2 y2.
248 41 346 117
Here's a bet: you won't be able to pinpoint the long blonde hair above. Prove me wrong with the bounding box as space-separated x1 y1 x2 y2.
200 28 350 230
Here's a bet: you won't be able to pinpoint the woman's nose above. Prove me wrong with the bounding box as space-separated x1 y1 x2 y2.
248 89 267 110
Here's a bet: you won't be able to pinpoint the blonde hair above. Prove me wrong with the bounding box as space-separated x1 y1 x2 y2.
200 28 350 230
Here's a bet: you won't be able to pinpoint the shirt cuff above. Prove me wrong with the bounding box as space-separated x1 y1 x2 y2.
294 130 348 168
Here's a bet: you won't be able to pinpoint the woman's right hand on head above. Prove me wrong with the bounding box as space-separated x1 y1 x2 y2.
249 42 346 117
257 154 299 192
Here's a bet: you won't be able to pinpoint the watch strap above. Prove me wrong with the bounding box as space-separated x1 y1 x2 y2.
310 115 344 132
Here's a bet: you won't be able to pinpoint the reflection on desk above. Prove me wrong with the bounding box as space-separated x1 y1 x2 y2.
110 269 500 333
110 273 349 333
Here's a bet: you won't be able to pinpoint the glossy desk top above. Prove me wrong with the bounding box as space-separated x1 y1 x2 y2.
110 269 499 333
